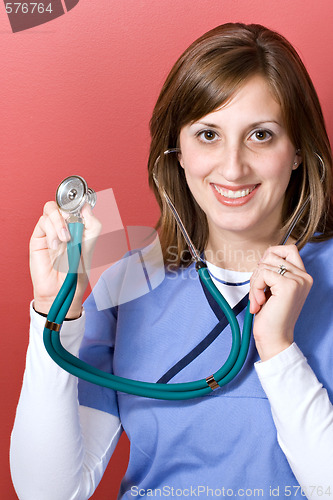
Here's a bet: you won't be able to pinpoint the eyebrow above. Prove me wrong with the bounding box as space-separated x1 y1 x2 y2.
192 120 282 129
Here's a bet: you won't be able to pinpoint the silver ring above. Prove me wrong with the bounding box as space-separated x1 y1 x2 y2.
277 264 288 276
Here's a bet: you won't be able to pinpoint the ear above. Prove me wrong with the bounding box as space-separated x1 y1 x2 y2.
292 149 302 170
177 151 184 169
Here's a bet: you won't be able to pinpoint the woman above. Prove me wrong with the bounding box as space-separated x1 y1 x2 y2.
11 23 333 499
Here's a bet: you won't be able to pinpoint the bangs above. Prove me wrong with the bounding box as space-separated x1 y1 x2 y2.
174 46 266 130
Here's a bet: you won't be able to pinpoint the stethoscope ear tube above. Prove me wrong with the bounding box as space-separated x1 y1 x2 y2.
43 221 254 400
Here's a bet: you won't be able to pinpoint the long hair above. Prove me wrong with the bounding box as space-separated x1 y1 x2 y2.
148 23 333 267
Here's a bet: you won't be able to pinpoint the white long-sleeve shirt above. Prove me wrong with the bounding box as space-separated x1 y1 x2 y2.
10 305 122 500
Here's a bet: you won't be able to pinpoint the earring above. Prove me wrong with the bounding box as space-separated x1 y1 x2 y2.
293 148 301 169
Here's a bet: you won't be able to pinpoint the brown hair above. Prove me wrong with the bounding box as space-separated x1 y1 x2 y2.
148 23 333 267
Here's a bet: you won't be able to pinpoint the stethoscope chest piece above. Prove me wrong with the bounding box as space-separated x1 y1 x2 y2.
56 175 96 215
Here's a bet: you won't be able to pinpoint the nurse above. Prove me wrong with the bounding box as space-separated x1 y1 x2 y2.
11 23 333 499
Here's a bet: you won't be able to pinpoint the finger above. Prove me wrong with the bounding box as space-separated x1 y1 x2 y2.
250 263 304 314
43 201 71 243
251 266 305 310
257 255 306 278
249 268 267 314
261 244 305 270
43 216 64 251
31 215 64 253
43 200 61 217
249 288 266 314
258 263 305 285
31 214 48 241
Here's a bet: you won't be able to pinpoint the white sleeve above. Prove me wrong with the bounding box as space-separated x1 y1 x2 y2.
10 303 122 500
255 343 333 498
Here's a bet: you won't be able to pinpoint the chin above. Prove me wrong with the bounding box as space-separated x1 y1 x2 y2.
212 221 258 236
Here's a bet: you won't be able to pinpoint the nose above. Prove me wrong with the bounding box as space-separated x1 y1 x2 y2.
215 143 249 182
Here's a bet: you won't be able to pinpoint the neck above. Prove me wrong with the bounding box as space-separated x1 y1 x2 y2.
204 228 285 272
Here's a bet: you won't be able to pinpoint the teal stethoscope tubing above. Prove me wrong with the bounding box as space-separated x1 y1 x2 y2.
43 222 254 400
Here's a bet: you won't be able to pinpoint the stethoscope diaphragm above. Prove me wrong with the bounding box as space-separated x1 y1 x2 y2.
56 175 96 215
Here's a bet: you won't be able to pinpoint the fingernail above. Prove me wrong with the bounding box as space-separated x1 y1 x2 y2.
51 239 59 250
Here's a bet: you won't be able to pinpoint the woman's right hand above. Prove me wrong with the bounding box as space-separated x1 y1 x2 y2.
30 201 102 319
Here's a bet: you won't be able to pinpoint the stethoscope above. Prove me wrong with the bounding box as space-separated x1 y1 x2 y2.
43 151 324 399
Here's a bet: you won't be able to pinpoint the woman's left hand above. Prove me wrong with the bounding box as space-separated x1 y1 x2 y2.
249 245 313 361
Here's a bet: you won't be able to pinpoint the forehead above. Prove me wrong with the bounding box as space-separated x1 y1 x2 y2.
192 75 282 125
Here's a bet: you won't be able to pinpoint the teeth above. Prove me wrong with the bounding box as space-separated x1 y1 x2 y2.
213 184 256 199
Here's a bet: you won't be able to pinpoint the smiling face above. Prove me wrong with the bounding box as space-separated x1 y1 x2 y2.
178 75 300 247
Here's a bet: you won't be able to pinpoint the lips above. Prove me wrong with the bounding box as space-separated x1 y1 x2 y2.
211 183 260 206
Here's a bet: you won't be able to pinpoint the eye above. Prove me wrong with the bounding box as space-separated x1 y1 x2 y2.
250 129 273 142
197 129 219 143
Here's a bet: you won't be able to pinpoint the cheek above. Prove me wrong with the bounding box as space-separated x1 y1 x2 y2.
258 148 293 183
180 148 214 179
179 133 212 177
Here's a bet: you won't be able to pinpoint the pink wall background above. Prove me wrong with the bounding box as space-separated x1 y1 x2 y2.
1 0 333 497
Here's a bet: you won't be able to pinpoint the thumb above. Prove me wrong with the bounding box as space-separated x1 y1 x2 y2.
79 203 101 275
81 203 102 236
81 202 93 222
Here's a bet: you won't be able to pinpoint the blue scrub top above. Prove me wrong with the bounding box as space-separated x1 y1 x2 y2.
78 237 333 498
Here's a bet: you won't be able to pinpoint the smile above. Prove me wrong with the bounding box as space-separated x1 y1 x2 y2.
212 184 258 199
211 183 260 207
